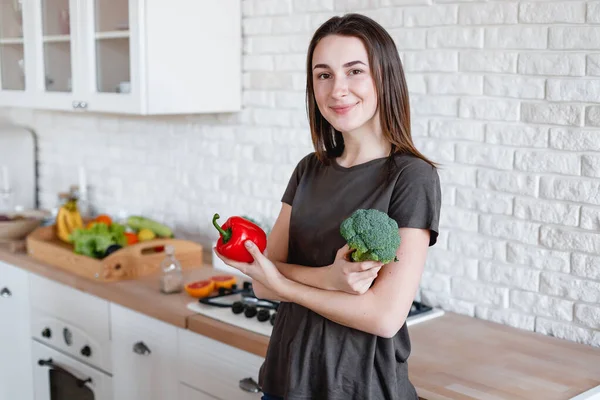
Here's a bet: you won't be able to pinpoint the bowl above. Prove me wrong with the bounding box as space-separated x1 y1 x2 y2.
0 209 51 241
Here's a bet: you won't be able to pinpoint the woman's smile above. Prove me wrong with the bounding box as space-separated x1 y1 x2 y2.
330 102 358 115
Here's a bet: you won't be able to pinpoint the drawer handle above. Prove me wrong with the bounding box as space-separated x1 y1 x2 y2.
239 377 261 393
0 287 11 298
133 341 151 355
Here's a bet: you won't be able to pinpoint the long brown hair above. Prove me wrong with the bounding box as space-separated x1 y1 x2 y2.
306 13 437 169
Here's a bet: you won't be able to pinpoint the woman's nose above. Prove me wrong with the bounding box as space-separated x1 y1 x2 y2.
331 77 349 98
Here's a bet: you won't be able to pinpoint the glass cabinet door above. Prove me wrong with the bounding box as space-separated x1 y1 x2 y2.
40 0 73 92
0 0 26 91
92 0 130 95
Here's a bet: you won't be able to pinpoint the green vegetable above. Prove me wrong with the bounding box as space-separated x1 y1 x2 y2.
340 209 401 264
69 222 127 259
127 216 173 238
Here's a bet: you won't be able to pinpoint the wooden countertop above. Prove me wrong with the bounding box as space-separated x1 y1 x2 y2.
409 313 600 400
2 248 600 399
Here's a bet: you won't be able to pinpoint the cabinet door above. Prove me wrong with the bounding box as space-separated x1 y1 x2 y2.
30 0 83 111
111 303 179 400
77 0 142 114
0 0 34 106
0 262 33 400
178 329 263 400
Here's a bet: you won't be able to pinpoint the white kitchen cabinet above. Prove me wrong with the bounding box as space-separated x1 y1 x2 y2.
0 0 240 114
111 303 180 400
178 329 264 400
0 261 34 400
179 383 219 400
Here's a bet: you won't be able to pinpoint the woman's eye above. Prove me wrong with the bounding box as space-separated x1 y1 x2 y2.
349 69 363 75
317 73 331 80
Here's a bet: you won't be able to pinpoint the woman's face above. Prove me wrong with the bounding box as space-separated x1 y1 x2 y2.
312 35 378 135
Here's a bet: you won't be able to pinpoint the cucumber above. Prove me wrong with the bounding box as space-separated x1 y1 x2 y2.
127 216 173 238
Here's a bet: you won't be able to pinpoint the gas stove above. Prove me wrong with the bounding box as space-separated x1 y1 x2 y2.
187 282 444 337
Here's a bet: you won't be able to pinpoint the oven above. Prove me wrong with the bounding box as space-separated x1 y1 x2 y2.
28 275 114 400
32 340 112 400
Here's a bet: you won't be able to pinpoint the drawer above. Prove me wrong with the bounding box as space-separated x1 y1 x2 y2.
29 274 110 344
178 329 264 400
0 261 29 293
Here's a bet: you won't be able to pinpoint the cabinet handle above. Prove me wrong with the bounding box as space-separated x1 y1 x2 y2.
72 101 80 109
38 358 92 388
133 341 151 355
239 377 261 393
79 101 88 109
0 287 11 298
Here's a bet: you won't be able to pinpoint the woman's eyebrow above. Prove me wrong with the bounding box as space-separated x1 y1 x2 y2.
312 60 367 70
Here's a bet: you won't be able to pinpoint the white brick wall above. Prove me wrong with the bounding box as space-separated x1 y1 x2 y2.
2 0 600 347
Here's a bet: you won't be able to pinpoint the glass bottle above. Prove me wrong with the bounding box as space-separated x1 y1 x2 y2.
159 245 184 294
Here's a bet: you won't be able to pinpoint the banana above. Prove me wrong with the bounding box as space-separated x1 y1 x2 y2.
71 209 83 230
55 199 84 243
56 207 72 243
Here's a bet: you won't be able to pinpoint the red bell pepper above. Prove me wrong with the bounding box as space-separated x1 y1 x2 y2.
212 213 267 263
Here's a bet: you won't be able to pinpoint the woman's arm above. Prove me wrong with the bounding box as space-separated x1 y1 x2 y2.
249 227 431 338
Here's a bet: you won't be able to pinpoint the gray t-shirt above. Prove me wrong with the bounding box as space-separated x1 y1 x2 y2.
259 152 441 400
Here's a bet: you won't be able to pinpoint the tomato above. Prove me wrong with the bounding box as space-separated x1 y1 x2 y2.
94 214 112 226
210 275 236 289
184 280 215 298
124 232 138 245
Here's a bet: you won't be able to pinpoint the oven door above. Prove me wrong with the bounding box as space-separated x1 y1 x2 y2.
32 340 112 400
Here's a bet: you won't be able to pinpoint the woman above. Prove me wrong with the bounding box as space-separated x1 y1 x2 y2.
215 13 441 400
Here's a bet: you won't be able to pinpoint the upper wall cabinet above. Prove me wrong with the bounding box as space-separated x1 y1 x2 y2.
0 0 241 115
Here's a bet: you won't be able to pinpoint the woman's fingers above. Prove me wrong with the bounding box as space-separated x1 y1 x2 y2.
213 248 249 274
356 260 384 272
353 266 381 281
244 240 266 263
348 266 381 289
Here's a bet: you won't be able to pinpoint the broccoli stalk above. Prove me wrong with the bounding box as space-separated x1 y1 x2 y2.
340 209 401 264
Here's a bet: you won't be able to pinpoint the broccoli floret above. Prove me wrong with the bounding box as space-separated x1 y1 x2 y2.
339 209 401 264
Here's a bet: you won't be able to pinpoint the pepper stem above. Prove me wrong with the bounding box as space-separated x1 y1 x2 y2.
212 213 231 243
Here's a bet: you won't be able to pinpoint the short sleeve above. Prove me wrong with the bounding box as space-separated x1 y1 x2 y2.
388 161 441 246
281 153 314 206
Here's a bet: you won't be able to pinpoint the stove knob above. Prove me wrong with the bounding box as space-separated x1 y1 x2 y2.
244 305 257 318
270 312 277 326
42 328 52 339
232 301 245 314
81 345 92 357
257 309 270 322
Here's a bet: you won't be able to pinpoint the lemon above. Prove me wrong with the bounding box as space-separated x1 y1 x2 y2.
137 228 156 241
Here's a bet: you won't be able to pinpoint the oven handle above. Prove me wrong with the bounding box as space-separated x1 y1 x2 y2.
37 358 93 388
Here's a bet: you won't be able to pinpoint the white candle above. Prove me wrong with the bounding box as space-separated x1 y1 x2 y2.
78 166 87 197
1 166 9 192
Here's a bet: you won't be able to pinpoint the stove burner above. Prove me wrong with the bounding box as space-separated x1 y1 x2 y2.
199 282 279 325
198 282 435 328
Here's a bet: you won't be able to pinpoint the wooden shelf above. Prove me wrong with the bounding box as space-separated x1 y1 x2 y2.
95 30 130 40
0 38 24 45
43 35 71 43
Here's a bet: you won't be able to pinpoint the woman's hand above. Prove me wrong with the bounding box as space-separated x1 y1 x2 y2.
326 244 383 295
213 241 289 297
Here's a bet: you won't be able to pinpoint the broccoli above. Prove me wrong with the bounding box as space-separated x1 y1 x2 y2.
340 209 401 264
